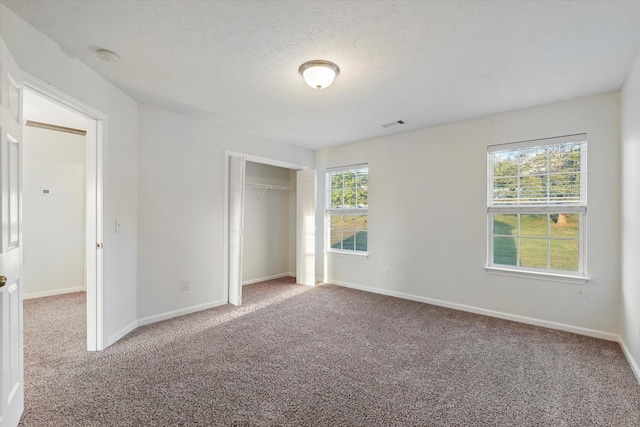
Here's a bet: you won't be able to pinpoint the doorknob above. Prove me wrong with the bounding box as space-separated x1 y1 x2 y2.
0 275 6 288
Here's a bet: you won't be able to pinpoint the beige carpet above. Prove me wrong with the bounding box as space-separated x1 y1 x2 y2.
20 277 640 426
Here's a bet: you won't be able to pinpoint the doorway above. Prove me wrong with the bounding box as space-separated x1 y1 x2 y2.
22 77 104 351
22 89 87 301
224 152 316 306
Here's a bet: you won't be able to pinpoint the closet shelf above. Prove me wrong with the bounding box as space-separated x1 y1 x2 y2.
245 183 294 200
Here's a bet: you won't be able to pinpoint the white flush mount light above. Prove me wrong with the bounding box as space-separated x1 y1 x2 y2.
96 48 119 63
299 60 340 90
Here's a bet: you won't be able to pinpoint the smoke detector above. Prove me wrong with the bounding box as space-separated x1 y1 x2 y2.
96 49 119 63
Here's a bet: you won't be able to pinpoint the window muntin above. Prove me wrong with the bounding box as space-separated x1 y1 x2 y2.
487 135 586 276
326 165 368 253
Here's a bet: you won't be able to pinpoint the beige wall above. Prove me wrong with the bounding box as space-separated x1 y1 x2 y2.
23 126 86 298
316 92 621 339
243 161 295 283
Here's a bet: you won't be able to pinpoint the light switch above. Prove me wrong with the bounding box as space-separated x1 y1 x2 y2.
115 219 122 233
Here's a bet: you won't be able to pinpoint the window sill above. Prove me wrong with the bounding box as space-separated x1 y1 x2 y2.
485 266 589 285
324 250 369 259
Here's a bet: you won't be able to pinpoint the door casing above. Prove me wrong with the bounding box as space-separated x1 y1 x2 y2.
23 73 106 351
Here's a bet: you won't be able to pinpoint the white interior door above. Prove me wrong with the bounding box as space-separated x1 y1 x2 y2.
228 155 245 306
0 38 24 427
296 169 316 286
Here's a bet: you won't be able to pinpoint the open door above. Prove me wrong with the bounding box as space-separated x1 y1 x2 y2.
296 169 316 286
228 155 245 306
0 38 24 427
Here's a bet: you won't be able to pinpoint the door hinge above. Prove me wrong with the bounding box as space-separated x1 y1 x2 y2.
97 242 103 249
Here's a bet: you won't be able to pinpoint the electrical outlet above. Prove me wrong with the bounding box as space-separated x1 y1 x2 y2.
384 267 390 276
181 280 190 291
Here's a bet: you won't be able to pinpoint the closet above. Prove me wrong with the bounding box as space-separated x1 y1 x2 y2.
242 161 296 285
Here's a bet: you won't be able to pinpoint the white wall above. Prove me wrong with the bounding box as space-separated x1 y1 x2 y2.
620 51 640 379
242 162 294 284
23 126 86 298
137 104 313 323
316 92 620 339
1 4 138 346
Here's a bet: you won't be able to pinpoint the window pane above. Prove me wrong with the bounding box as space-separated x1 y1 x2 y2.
549 173 580 202
520 146 548 175
493 214 517 236
549 143 581 173
520 214 547 237
331 174 343 190
355 215 368 231
357 189 368 208
550 239 579 271
356 169 368 188
520 175 547 203
330 215 343 249
550 213 579 239
493 152 518 178
494 236 517 266
493 178 518 203
331 189 343 208
520 238 548 268
340 215 356 251
341 234 355 250
490 140 584 206
330 229 343 250
355 230 368 252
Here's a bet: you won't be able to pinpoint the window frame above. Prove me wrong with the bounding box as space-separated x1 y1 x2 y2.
486 134 589 284
325 164 369 256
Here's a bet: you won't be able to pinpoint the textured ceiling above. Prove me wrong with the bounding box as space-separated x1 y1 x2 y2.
3 0 640 150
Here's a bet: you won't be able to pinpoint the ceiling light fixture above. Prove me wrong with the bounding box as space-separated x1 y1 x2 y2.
96 48 119 63
299 60 340 90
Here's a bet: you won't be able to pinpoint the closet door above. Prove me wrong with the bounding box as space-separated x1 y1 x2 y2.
228 155 245 306
296 169 316 286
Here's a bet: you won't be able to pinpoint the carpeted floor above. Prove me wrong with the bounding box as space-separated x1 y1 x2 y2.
20 277 640 426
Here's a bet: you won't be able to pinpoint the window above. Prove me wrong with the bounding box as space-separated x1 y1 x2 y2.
325 164 368 254
487 134 587 280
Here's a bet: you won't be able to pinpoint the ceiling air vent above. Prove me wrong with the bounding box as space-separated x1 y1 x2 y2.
382 120 405 128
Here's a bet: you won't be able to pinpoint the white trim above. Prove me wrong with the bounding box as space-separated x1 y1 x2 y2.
326 279 617 341
23 286 84 300
485 266 589 285
137 299 227 327
106 320 137 347
325 163 368 173
619 338 640 384
487 133 587 152
242 273 294 286
325 249 369 259
22 72 106 351
488 205 586 214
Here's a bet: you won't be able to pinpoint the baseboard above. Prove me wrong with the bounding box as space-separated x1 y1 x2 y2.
106 320 138 347
619 338 640 384
23 286 85 300
242 273 295 286
137 299 227 327
327 280 618 342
